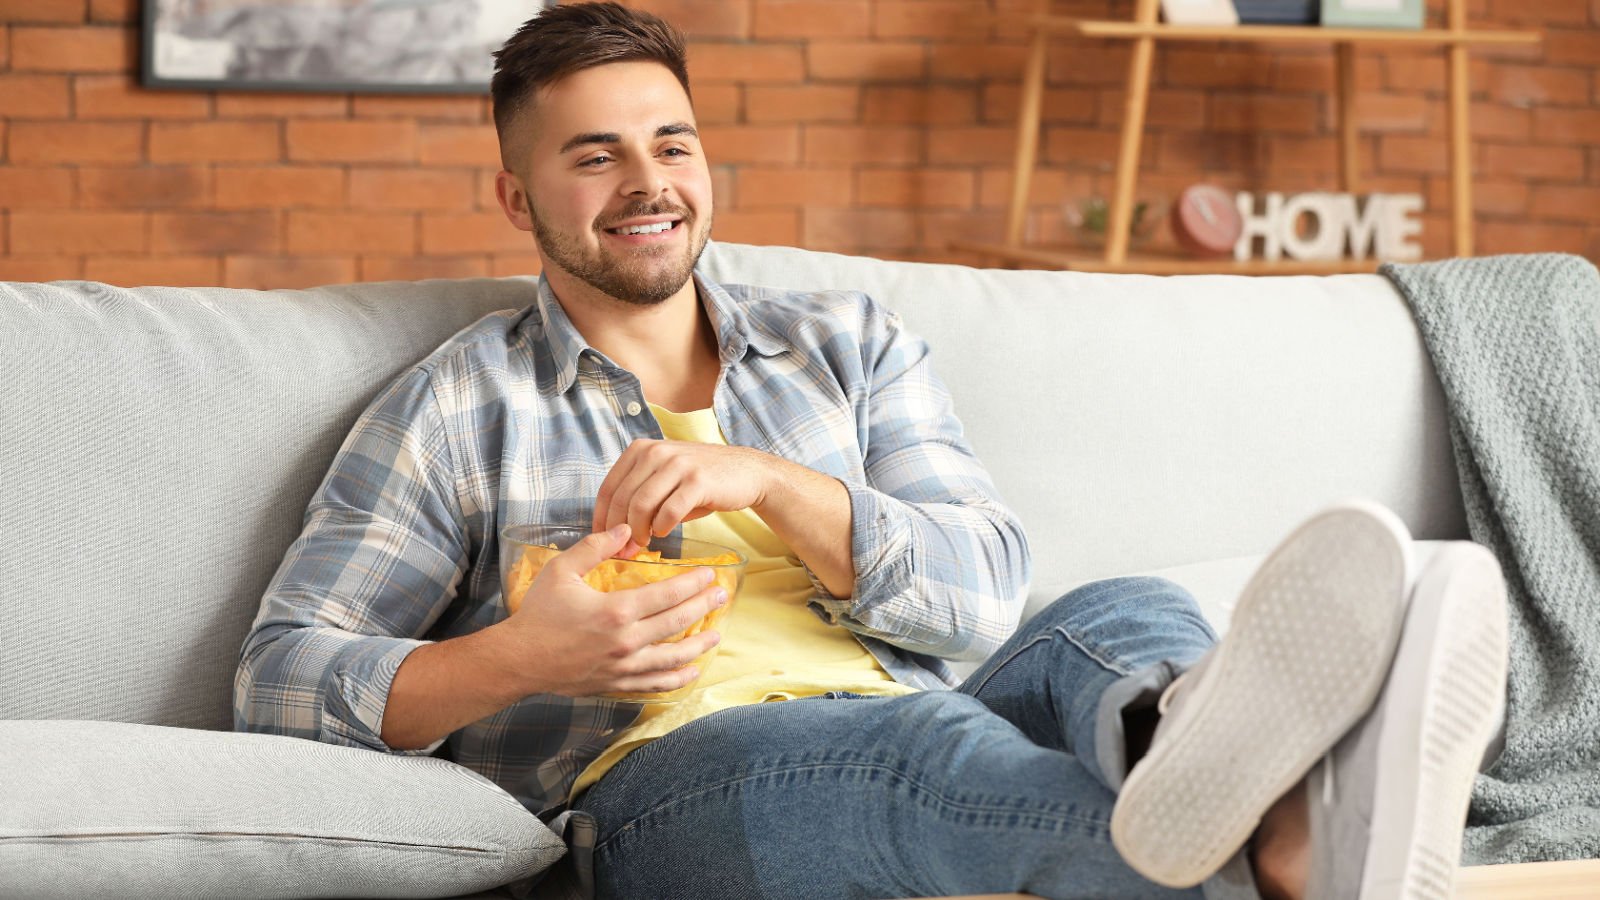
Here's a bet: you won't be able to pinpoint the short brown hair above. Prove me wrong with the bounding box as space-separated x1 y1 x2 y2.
491 2 691 167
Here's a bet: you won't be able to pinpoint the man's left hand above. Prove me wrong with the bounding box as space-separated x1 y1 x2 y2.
592 440 780 542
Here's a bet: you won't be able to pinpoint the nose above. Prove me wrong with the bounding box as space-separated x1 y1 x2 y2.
619 155 669 200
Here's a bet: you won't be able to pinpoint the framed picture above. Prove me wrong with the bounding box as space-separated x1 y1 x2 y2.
142 0 550 94
1159 0 1240 26
1321 0 1425 29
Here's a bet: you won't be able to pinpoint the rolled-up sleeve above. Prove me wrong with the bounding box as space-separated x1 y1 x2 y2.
234 365 468 755
807 300 1031 662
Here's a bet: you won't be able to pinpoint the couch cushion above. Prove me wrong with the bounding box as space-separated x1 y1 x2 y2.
0 720 563 898
697 242 1469 614
0 278 535 729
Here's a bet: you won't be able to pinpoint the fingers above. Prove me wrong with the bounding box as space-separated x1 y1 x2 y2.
612 628 723 691
635 579 728 644
548 523 632 581
624 566 720 620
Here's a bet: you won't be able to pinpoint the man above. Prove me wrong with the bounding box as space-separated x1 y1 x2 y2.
235 4 1508 898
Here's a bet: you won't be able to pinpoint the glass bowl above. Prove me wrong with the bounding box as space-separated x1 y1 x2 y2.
498 524 747 704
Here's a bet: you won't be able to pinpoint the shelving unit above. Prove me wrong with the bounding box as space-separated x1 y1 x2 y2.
952 0 1541 274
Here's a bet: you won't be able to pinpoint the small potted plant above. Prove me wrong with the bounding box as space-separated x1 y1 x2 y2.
1067 196 1164 249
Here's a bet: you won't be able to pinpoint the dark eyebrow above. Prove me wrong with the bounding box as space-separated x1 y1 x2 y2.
559 123 698 155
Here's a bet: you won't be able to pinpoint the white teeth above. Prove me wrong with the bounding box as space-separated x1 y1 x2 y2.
613 221 674 235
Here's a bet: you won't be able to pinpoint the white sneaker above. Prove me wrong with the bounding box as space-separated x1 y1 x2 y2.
1111 499 1414 888
1303 541 1509 900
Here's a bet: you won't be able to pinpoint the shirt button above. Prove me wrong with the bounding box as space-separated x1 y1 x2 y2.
625 401 642 417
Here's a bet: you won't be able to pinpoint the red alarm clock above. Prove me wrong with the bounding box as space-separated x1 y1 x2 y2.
1172 184 1243 257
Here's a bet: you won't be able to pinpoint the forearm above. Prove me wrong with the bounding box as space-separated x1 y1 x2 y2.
753 458 855 598
379 624 528 751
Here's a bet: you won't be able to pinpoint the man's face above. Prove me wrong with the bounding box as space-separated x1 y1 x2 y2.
496 61 712 306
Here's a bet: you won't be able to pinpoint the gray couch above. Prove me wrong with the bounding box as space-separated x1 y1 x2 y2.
0 240 1473 897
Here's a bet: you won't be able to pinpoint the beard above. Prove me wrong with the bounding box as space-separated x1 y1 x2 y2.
531 199 711 307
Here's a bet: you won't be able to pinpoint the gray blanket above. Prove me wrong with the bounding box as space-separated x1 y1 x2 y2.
1380 252 1600 865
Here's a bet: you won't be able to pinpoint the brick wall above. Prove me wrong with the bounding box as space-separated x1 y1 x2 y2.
1 0 1597 287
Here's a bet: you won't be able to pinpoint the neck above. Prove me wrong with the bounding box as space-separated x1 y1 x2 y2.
546 271 721 412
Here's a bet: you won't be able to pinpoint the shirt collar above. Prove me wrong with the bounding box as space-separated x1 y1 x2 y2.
534 269 787 395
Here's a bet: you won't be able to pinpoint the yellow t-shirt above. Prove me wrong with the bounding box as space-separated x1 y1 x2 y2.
569 403 920 799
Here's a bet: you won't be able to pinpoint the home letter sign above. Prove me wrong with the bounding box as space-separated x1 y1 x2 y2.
1234 192 1423 262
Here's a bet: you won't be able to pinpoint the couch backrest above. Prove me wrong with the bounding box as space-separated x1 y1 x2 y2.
1 277 534 729
699 242 1468 612
0 242 1467 729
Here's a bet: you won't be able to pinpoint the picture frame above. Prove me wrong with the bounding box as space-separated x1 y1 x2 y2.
141 0 549 95
1159 0 1240 26
1321 0 1425 29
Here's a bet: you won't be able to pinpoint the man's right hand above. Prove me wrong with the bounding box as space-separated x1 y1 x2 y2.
496 523 727 698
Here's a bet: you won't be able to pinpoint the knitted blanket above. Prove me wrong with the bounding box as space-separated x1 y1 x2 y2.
1380 253 1600 864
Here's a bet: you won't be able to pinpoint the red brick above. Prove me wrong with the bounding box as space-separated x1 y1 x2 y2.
359 256 491 282
0 74 70 117
1469 102 1531 142
0 256 82 281
11 25 132 72
920 208 1006 251
79 166 210 208
87 0 135 22
1478 220 1588 255
1487 63 1591 107
150 211 278 254
978 166 1101 209
1163 47 1279 89
803 207 916 251
629 0 751 38
711 209 801 246
0 166 73 207
754 0 870 39
10 120 142 163
75 75 211 118
490 253 543 277
348 168 476 211
214 93 349 118
288 211 416 255
1540 30 1600 66
215 166 346 209
1043 127 1145 169
1099 88 1209 130
702 124 801 164
419 211 530 254
1427 177 1528 217
1384 54 1447 93
807 42 925 81
11 210 144 254
872 1 994 39
691 43 805 83
928 42 1028 81
1378 136 1451 175
736 166 854 207
1481 143 1585 181
803 125 919 164
150 121 281 163
867 85 979 126
420 124 502 166
857 168 975 208
1533 107 1600 143
711 165 735 206
1488 0 1590 23
982 84 1096 126
85 256 221 287
223 255 356 290
1320 92 1430 133
691 83 741 124
1158 132 1270 173
352 95 484 121
0 1 85 24
1047 45 1131 88
926 126 1014 165
1529 184 1600 223
287 120 417 163
746 85 859 123
1210 93 1322 135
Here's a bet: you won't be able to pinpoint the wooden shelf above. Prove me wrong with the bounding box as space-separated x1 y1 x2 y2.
951 241 1384 274
966 0 1542 275
1018 16 1541 46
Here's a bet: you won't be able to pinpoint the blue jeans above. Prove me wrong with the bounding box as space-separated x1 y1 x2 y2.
573 577 1261 900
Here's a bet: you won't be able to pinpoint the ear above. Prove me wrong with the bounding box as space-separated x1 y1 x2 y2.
494 169 534 233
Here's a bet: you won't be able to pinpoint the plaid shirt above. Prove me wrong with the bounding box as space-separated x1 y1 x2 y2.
235 265 1030 894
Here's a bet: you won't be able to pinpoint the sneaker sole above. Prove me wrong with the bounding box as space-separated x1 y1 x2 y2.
1358 542 1508 900
1110 499 1413 887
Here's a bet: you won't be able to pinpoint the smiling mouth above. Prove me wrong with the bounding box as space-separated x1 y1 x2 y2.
605 220 682 236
